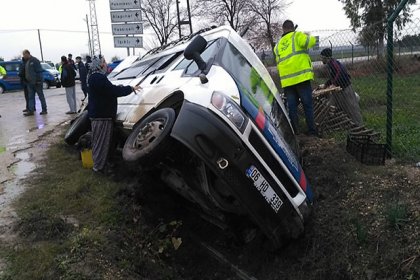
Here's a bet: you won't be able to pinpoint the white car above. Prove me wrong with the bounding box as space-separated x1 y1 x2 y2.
65 25 314 248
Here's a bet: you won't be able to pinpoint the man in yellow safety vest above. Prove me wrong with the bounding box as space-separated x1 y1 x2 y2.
0 65 6 77
274 20 317 136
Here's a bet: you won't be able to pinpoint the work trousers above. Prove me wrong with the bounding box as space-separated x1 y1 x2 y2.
27 83 47 112
283 80 317 135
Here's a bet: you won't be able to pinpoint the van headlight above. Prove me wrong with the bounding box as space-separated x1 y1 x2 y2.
211 91 246 132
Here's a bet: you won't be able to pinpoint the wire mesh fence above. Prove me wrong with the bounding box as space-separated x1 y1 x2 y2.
266 18 420 161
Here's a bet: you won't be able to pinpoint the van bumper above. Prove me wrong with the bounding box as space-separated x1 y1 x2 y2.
171 101 307 246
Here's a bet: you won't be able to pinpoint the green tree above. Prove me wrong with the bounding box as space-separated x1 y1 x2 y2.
246 0 288 51
111 55 121 62
141 0 182 46
339 0 416 52
194 0 256 36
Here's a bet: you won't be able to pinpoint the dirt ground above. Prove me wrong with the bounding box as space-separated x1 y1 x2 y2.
112 134 419 280
1 130 419 279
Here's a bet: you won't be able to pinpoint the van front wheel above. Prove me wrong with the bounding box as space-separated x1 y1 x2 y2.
123 108 176 163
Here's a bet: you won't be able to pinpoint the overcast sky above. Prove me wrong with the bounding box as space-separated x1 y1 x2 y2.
0 0 419 62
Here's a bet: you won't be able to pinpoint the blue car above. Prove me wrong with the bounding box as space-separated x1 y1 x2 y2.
0 60 61 94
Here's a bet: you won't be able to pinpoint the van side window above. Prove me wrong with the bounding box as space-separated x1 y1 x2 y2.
220 42 298 154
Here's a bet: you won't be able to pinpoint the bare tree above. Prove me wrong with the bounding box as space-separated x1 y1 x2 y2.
141 0 180 46
194 0 257 36
247 0 289 51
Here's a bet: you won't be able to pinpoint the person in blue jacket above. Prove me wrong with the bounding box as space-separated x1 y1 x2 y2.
76 56 88 101
87 57 141 173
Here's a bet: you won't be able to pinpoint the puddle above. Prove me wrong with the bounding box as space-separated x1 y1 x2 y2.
10 152 36 178
27 124 45 132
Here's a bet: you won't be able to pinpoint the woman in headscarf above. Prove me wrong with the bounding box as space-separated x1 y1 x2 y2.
87 56 142 173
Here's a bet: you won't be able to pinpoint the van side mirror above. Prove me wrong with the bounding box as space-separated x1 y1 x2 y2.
184 35 209 84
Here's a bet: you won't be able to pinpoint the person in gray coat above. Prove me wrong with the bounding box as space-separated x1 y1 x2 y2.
22 49 47 116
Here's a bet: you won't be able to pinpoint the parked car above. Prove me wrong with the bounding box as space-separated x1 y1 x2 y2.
107 59 123 74
0 60 61 93
65 25 314 248
0 61 22 94
41 62 61 88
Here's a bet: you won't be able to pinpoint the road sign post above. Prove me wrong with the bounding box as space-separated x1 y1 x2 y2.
110 0 143 55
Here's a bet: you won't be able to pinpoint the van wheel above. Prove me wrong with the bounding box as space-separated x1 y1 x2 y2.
43 81 50 89
123 108 176 163
64 110 91 145
0 85 4 94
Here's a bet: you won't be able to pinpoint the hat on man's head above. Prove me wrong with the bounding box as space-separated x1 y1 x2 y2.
320 48 332 58
76 56 82 60
282 20 295 30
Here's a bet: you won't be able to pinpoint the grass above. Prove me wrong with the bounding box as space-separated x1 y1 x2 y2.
313 69 420 162
385 202 409 230
0 140 177 280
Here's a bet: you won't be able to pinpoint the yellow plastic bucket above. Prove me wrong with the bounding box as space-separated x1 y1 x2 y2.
81 149 93 169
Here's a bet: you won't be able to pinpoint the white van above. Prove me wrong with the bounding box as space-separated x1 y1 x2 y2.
66 26 314 248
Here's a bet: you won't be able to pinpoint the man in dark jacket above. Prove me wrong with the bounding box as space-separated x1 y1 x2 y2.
61 56 77 114
320 48 363 125
76 56 88 101
18 56 30 112
87 57 141 173
22 49 47 116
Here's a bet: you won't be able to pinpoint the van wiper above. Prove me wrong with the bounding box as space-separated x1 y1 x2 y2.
117 76 137 80
136 68 158 86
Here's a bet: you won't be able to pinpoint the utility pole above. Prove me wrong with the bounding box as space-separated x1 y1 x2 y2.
37 29 44 61
87 0 101 56
85 14 93 56
176 0 193 39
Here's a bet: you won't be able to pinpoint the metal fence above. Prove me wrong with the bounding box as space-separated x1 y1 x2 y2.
264 17 420 160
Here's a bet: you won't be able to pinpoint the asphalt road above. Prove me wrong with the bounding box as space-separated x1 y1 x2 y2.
0 84 86 211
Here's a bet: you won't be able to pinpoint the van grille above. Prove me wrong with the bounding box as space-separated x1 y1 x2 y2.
248 129 299 197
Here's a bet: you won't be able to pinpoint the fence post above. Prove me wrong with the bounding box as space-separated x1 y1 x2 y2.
386 0 409 157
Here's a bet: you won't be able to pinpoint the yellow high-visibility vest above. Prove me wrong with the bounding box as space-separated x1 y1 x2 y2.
0 65 6 76
274 31 316 88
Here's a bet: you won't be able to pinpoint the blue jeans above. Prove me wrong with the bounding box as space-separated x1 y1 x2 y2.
283 80 316 135
27 83 47 112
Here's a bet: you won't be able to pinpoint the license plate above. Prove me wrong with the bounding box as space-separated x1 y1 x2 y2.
246 165 283 213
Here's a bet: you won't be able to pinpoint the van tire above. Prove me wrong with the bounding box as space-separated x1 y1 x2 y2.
64 110 91 145
123 108 176 163
0 85 5 94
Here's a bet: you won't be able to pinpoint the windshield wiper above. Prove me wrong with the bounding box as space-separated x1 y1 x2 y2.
117 76 137 80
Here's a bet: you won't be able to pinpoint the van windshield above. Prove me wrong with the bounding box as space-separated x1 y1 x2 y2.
115 52 182 80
